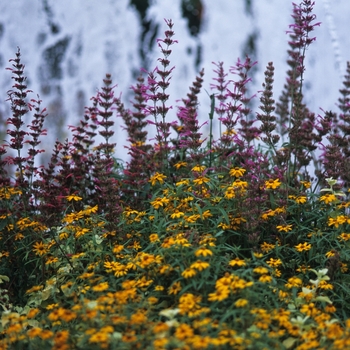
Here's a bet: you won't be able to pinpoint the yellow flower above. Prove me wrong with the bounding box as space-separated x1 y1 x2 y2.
260 242 275 253
328 215 348 228
27 327 43 338
45 256 59 265
325 250 336 258
33 241 48 256
149 234 160 243
202 210 212 219
174 161 187 169
14 233 24 240
181 268 197 279
232 179 248 189
300 180 311 189
27 308 40 319
266 258 282 267
294 242 312 252
319 193 337 204
318 280 333 290
190 260 210 271
265 178 281 189
92 282 109 292
296 265 310 273
208 287 230 302
229 257 246 267
26 285 44 294
193 176 210 185
259 275 273 283
295 196 307 204
174 323 194 340
150 197 169 209
75 228 90 238
229 167 246 177
176 179 190 186
168 281 182 295
253 266 269 274
224 186 235 199
325 305 336 313
338 232 350 241
191 165 206 172
170 210 185 219
113 244 124 254
66 194 82 201
285 276 303 288
234 298 248 307
130 311 148 325
300 302 318 317
149 172 167 186
276 224 293 232
195 247 213 257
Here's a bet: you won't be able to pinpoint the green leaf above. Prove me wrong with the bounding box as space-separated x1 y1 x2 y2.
315 296 332 304
0 275 9 284
283 337 297 349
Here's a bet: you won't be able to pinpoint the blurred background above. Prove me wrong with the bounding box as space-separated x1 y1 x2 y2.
0 0 349 162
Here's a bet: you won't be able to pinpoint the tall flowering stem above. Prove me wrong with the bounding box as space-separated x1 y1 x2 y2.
276 0 321 186
257 62 280 156
117 76 153 208
6 48 32 189
143 19 177 174
176 69 205 165
26 98 47 182
211 57 257 165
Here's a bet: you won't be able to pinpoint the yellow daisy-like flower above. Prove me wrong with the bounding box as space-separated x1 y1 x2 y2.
260 242 275 253
190 260 210 271
319 193 337 204
174 323 194 340
33 241 48 256
170 210 185 219
259 275 273 283
208 287 230 302
195 247 213 257
176 179 190 187
276 224 293 232
285 276 303 288
294 242 312 252
232 179 248 189
234 298 248 308
181 268 197 279
191 165 206 172
92 282 109 292
149 172 167 186
325 250 336 258
149 234 160 243
266 258 282 267
150 197 169 209
229 167 246 177
168 281 182 295
229 257 246 267
265 178 281 189
253 267 269 275
295 196 307 204
300 180 311 189
193 176 210 185
300 302 318 317
174 161 187 169
66 194 82 201
338 233 350 241
328 215 348 228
